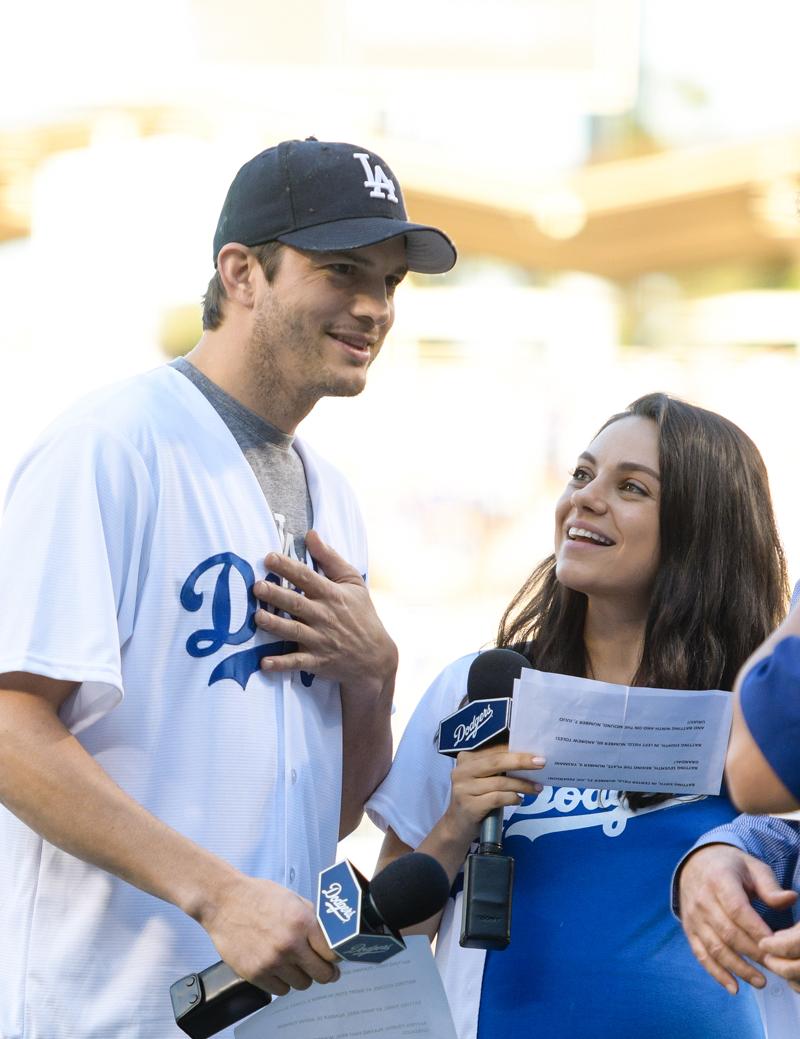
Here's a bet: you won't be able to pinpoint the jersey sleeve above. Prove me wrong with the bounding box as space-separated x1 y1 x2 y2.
0 422 155 734
366 653 475 849
739 635 800 800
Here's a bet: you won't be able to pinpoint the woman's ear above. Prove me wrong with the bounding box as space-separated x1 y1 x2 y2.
216 243 258 308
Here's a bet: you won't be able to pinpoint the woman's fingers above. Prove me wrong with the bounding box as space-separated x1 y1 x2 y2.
455 747 545 777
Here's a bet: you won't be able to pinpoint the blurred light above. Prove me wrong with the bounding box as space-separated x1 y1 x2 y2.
3 173 31 223
687 290 800 347
89 112 141 147
750 177 800 239
531 187 587 239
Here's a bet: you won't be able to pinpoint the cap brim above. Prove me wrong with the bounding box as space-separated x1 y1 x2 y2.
278 218 456 274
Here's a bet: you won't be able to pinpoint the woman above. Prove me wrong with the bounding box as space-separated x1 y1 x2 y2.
367 393 789 1039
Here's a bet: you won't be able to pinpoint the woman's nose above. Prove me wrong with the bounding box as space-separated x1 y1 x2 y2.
571 481 607 513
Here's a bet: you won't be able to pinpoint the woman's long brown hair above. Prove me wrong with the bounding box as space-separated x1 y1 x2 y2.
497 392 789 809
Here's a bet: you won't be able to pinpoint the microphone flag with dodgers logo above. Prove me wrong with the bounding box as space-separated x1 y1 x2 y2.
170 852 450 1039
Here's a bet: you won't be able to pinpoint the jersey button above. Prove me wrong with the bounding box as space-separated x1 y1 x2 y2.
289 867 296 883
290 769 298 784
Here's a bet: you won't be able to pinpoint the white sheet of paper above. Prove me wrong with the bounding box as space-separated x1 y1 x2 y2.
234 935 457 1039
508 669 732 794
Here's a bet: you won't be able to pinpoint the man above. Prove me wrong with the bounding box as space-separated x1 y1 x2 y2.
0 137 456 1038
675 593 800 1001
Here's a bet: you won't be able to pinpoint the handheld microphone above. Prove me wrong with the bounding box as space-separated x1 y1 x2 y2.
316 851 449 962
171 852 450 1039
460 648 532 951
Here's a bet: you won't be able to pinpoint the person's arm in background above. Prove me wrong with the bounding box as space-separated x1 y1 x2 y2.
254 531 397 838
726 601 800 814
0 671 340 997
673 815 799 993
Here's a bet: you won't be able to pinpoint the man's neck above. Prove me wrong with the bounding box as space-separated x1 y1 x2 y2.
185 332 312 434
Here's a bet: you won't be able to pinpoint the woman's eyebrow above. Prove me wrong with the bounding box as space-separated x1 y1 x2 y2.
579 451 660 481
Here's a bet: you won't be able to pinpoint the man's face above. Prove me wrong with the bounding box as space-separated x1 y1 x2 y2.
248 238 408 407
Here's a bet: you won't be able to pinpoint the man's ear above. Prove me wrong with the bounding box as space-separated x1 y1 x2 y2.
216 243 259 308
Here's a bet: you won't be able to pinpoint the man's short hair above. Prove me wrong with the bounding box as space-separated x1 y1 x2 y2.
202 241 284 331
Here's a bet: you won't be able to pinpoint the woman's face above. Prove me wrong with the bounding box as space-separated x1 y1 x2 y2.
554 415 661 613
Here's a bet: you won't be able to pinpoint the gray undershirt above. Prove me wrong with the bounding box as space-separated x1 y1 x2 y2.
171 357 312 562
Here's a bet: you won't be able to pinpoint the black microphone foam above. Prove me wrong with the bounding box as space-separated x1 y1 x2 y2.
368 852 450 931
467 648 532 703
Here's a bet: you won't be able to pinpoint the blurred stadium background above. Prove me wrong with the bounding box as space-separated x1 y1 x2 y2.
3 0 800 867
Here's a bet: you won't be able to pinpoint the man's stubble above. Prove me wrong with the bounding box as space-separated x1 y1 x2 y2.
248 296 369 418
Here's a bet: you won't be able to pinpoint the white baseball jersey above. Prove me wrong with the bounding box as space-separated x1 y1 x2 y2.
0 365 368 1039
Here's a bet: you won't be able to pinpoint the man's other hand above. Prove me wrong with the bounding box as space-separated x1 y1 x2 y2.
677 843 796 994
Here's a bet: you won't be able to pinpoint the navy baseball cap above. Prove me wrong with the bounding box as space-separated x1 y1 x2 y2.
212 137 457 274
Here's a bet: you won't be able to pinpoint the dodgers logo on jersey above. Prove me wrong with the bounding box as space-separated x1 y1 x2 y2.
503 786 690 844
180 552 314 690
353 152 398 202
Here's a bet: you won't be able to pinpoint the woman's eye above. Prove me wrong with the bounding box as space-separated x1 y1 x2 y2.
570 467 591 483
621 480 646 495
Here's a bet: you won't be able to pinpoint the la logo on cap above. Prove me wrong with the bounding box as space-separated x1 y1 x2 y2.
353 152 398 203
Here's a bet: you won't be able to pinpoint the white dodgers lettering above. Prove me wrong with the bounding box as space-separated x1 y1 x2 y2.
504 786 693 843
347 942 395 957
453 704 494 746
321 882 357 924
353 152 398 203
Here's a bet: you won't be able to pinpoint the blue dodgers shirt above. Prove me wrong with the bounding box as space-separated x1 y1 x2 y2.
477 787 765 1039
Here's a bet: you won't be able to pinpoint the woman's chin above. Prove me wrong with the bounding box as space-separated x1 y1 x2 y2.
555 572 592 597
554 559 592 595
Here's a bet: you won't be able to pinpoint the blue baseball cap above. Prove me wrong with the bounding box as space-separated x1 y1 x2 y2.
212 137 457 274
